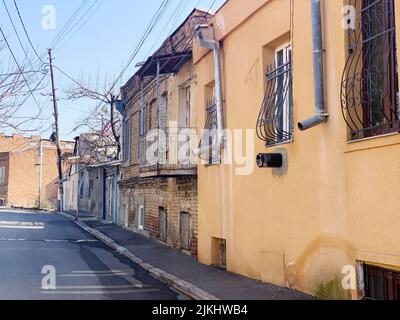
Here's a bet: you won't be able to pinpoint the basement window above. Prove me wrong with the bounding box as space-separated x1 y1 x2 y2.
364 264 400 300
257 44 293 147
341 0 399 141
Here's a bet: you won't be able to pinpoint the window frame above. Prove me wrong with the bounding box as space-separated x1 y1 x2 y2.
256 42 293 147
274 43 293 144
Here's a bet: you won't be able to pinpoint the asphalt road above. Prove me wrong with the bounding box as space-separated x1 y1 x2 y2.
0 209 187 300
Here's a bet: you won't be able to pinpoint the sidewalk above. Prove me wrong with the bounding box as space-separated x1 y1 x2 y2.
64 210 99 220
79 219 312 300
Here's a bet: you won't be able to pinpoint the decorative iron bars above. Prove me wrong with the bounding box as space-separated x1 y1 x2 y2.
341 0 399 140
256 60 293 146
198 99 220 165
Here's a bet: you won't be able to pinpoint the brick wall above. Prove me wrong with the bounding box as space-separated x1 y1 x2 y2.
120 176 198 257
0 135 74 209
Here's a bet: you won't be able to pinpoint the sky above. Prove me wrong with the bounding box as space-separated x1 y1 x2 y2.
0 0 225 140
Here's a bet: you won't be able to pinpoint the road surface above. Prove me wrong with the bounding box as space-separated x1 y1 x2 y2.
0 209 187 300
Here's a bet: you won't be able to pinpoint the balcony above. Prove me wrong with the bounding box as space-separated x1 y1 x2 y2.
138 127 197 177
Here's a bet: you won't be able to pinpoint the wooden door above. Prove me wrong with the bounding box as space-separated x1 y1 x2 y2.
180 212 190 250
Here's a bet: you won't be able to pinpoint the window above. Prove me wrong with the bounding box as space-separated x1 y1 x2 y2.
139 105 147 137
123 117 131 163
341 0 399 140
138 105 148 165
198 100 220 165
364 264 400 300
179 85 191 128
137 204 144 231
0 167 5 185
257 44 293 146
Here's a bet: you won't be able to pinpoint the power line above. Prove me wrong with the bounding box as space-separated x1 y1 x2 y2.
56 0 105 52
0 25 44 112
109 0 171 94
54 0 102 51
13 0 45 65
1 0 43 82
49 0 89 49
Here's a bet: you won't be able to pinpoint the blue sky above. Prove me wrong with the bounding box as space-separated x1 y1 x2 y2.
0 0 225 140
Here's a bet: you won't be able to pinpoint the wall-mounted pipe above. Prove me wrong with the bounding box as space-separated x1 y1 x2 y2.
196 24 224 148
298 0 329 131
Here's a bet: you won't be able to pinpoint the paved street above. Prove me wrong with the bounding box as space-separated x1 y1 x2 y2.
0 209 187 300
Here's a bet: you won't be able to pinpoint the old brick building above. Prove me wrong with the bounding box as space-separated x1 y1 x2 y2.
119 9 212 257
0 134 74 210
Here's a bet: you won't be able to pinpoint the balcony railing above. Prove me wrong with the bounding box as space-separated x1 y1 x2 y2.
138 127 197 174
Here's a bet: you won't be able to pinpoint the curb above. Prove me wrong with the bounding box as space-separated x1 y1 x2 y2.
59 212 219 301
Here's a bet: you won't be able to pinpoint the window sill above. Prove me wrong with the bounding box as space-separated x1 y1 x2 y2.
266 139 294 149
344 132 400 154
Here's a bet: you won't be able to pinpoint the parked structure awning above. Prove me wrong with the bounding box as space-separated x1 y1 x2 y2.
138 51 192 77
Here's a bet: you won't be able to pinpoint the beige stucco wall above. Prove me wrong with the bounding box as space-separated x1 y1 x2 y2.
194 0 400 298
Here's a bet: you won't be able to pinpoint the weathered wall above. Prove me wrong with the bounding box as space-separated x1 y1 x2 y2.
120 176 198 256
77 167 104 218
0 135 74 210
194 0 400 298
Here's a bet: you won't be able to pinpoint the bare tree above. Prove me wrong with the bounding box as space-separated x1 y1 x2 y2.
65 75 122 162
0 38 48 132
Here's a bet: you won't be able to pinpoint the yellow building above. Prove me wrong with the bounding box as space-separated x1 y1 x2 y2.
193 0 400 299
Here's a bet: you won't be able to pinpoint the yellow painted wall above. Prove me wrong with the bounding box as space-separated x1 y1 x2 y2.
194 0 400 298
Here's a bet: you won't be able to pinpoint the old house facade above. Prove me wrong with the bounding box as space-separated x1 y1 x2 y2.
0 134 74 210
193 0 400 299
119 9 212 256
63 134 121 222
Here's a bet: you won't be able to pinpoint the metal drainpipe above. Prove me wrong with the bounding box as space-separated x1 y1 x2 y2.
196 25 224 149
298 0 329 131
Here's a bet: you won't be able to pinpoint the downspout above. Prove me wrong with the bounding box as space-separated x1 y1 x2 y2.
196 25 224 149
297 0 329 131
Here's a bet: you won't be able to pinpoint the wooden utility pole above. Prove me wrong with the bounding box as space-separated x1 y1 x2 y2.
48 49 64 212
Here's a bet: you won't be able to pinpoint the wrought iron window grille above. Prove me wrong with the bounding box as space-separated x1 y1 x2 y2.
256 60 293 147
341 0 399 141
198 99 221 165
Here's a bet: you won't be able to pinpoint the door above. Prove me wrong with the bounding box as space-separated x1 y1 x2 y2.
219 239 227 269
137 205 144 231
159 207 167 243
180 212 190 250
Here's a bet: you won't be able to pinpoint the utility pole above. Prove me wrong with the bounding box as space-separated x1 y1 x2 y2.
48 48 64 213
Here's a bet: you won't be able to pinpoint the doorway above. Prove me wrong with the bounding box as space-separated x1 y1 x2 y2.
159 207 167 243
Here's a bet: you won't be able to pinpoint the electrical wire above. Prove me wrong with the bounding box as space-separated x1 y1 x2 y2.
56 0 105 52
13 0 45 65
0 26 44 113
49 0 90 49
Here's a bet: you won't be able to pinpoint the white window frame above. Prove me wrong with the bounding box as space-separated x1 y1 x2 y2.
137 204 144 231
274 43 292 143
